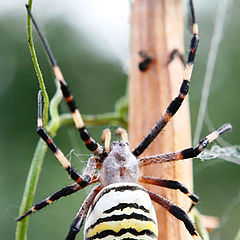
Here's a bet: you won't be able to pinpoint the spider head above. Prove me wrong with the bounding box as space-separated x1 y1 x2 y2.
109 141 130 161
100 141 139 187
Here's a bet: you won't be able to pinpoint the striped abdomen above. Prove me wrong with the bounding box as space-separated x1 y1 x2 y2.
84 182 158 240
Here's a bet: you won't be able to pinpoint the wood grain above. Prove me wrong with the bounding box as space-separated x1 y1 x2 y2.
129 0 193 239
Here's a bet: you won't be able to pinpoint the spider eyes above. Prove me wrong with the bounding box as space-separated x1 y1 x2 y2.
111 141 128 146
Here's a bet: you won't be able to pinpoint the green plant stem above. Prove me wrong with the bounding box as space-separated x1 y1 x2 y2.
15 139 47 240
26 0 49 126
59 112 128 129
194 209 210 240
47 81 63 135
58 92 129 129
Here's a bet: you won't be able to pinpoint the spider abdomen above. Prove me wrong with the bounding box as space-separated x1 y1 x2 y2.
84 182 158 240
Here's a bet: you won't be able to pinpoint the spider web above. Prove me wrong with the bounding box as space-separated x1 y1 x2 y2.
192 0 238 165
197 145 240 165
195 111 240 165
192 1 240 239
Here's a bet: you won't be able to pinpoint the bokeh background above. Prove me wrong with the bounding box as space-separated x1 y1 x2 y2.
0 0 239 239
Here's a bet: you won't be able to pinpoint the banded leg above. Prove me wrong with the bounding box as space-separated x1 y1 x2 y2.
66 185 102 240
37 91 98 186
148 190 202 240
132 0 199 157
37 91 84 183
25 5 106 158
17 161 99 222
139 123 232 166
140 176 199 211
17 183 83 221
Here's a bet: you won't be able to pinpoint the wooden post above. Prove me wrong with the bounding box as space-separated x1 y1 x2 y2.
129 0 193 239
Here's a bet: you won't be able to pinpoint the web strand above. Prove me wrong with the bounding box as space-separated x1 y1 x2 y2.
193 0 233 145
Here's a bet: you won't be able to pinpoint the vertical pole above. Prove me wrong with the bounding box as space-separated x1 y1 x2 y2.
129 0 193 239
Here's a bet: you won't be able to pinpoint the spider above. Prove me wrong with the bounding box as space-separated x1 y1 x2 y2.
17 1 232 240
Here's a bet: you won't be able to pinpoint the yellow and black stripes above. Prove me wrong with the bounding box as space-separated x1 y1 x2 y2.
103 202 150 215
26 6 105 158
140 176 199 212
139 123 232 166
83 183 158 240
149 191 202 240
132 0 199 157
86 228 156 240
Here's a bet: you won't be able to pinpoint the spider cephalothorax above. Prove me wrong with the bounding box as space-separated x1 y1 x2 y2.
100 140 139 186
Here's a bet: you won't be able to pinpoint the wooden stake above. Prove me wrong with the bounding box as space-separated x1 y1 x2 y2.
129 0 193 239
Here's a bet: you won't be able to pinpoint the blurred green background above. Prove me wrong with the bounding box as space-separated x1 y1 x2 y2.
0 1 239 239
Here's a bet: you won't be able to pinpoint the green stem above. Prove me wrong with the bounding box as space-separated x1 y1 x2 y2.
47 81 63 135
15 140 47 240
26 0 49 126
59 112 128 129
194 209 210 240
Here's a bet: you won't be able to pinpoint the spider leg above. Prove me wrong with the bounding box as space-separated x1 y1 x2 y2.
16 154 99 221
140 176 199 212
25 5 106 158
115 127 129 143
148 190 202 240
139 123 232 166
65 185 102 240
101 128 111 152
37 91 98 186
132 0 199 157
16 182 91 221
